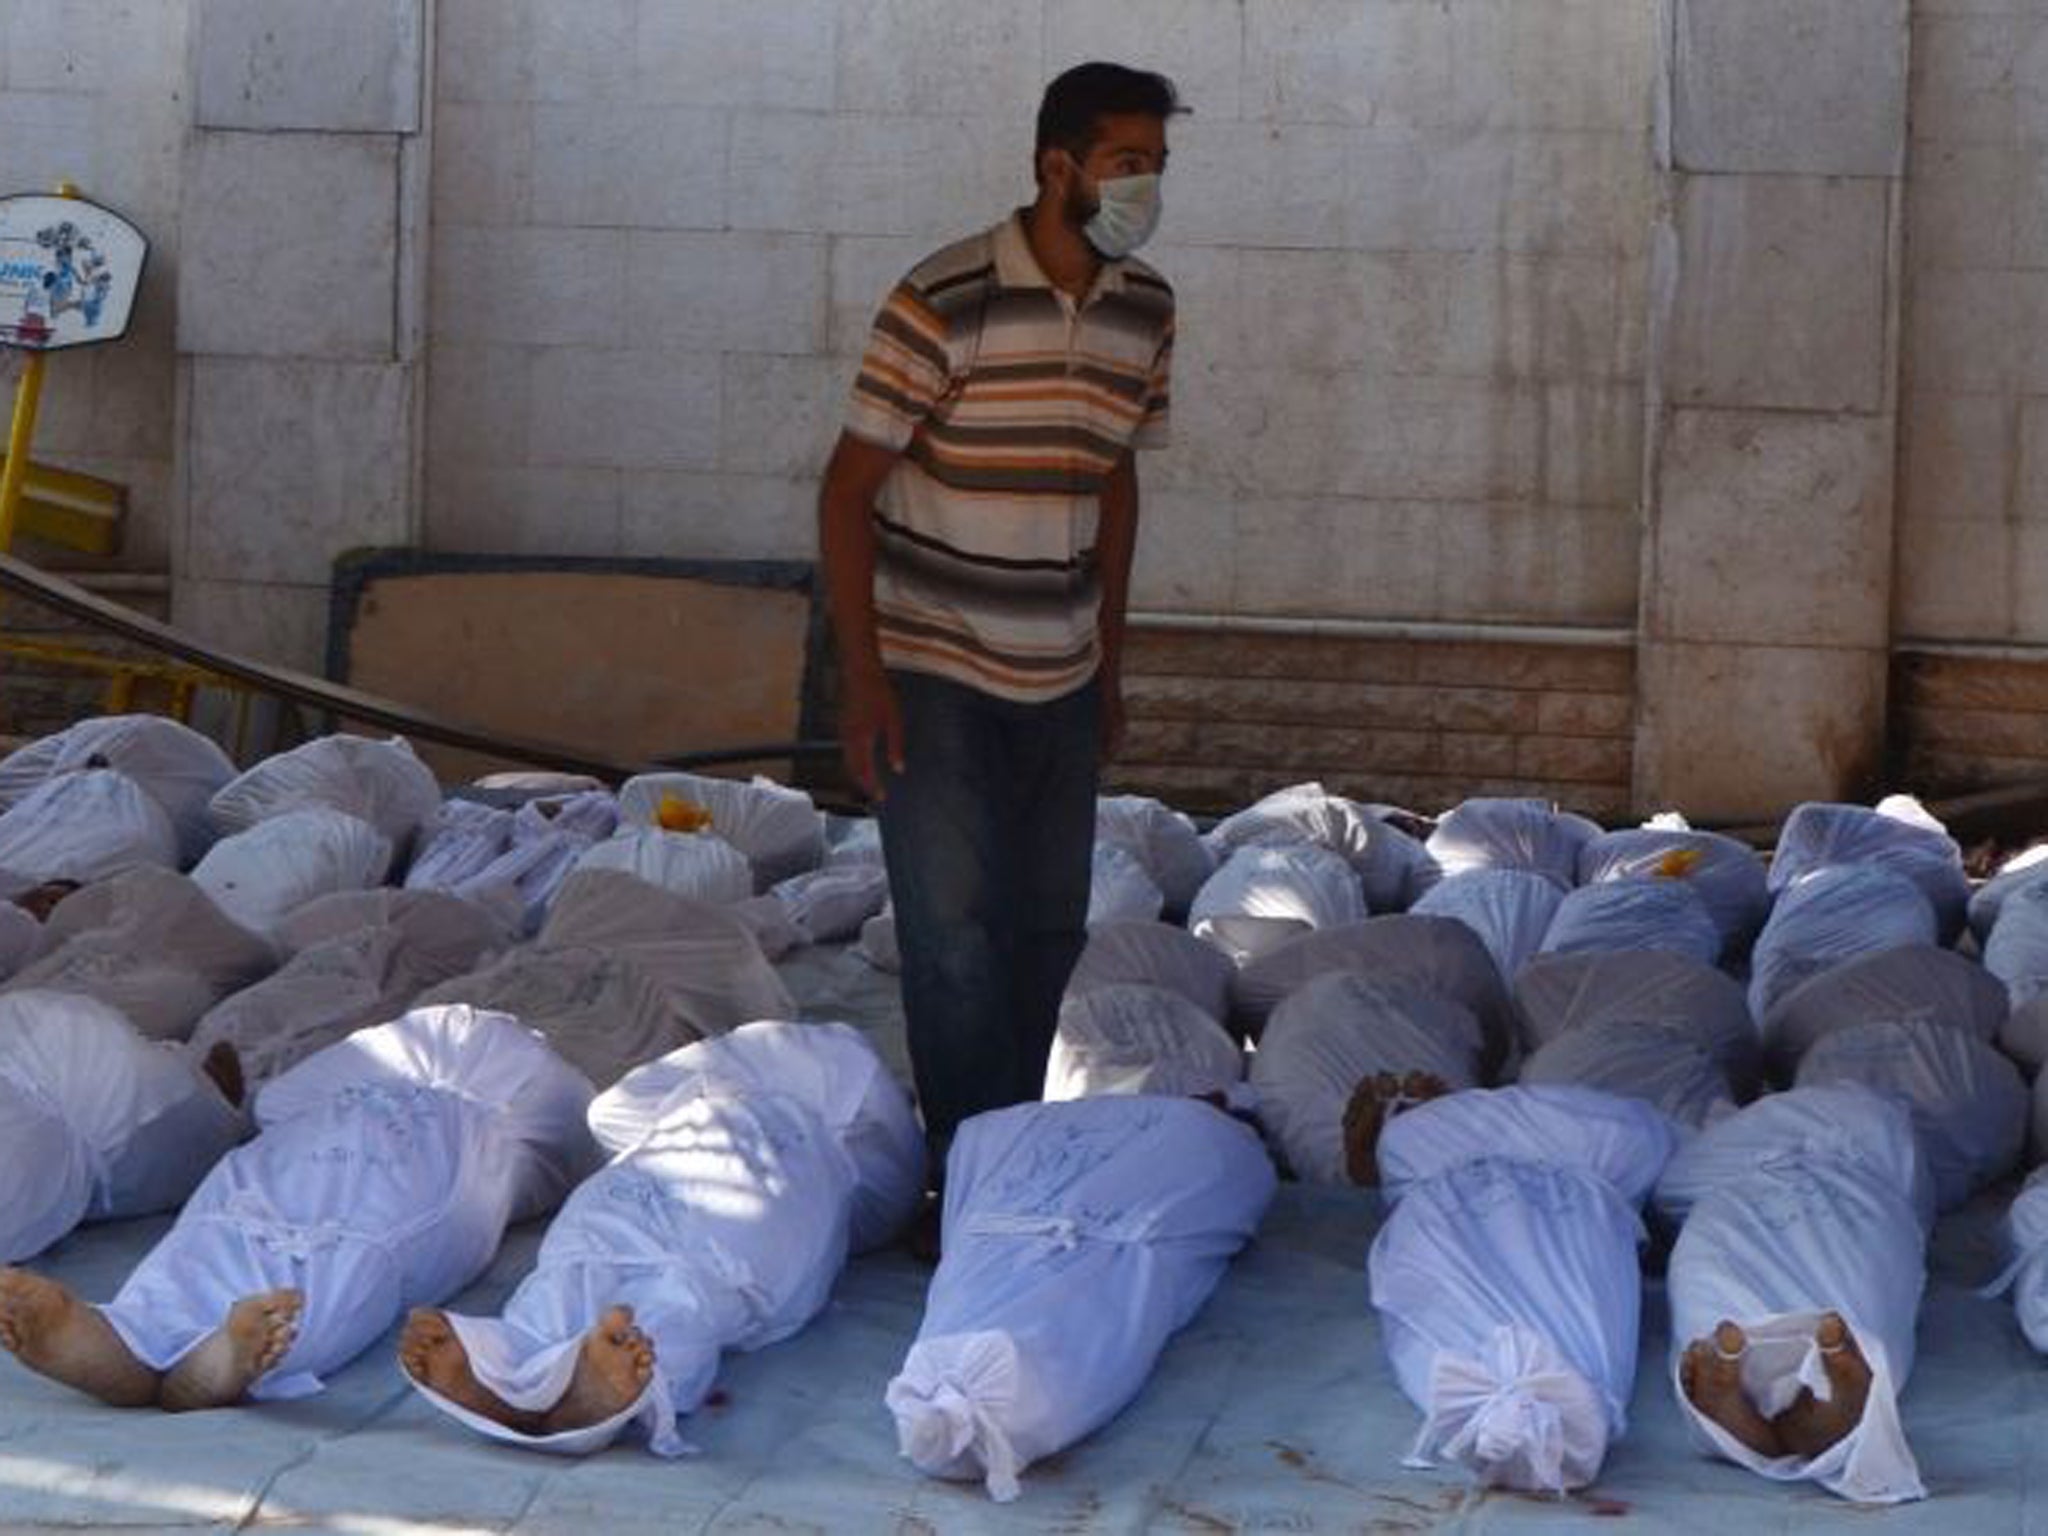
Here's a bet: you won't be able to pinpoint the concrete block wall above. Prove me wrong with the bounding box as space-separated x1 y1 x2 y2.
422 0 1657 630
1892 0 2048 644
167 0 430 674
0 0 191 571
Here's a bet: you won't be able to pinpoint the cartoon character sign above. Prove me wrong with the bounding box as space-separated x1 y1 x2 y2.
0 195 146 351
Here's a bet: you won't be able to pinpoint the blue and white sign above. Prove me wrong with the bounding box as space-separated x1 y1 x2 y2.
0 194 147 351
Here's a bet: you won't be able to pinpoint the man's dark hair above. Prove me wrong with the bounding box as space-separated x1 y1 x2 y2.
1035 62 1183 168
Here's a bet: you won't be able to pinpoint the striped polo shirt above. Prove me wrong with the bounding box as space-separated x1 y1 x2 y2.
842 211 1175 703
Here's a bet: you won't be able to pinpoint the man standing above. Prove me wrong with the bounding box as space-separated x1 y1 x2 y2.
817 63 1181 1191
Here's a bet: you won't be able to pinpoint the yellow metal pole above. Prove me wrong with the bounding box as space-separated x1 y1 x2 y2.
0 351 46 556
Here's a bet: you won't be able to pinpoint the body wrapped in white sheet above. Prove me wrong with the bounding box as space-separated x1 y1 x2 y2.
886 1097 1275 1502
0 903 36 981
0 990 244 1263
189 807 393 938
190 889 507 1087
1768 798 1968 944
1248 972 1485 1183
616 773 822 892
573 829 753 906
1655 1086 1929 1504
4 868 274 1041
1044 984 1243 1102
1424 799 1600 887
1410 869 1564 983
1511 950 1759 1094
1993 1166 2048 1354
1538 880 1722 967
1747 866 1937 1028
1575 825 1770 953
1518 1020 1737 1133
208 735 441 855
1087 845 1163 926
1067 921 1235 1023
1189 845 1365 965
0 770 180 897
414 1021 923 1456
1794 1017 2026 1211
0 714 234 865
1230 915 1512 1061
97 1005 596 1399
1368 1086 1675 1493
1204 781 1431 911
1095 795 1214 913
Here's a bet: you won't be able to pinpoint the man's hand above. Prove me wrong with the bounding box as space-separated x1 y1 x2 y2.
1100 672 1127 763
840 668 905 802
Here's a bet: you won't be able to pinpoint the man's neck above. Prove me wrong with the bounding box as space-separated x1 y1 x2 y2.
1024 196 1102 301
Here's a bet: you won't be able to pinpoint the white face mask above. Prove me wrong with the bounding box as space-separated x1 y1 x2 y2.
1082 173 1162 259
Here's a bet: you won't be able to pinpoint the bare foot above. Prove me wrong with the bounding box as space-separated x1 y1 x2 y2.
1680 1320 1782 1459
540 1305 656 1433
201 1041 245 1108
1341 1070 1451 1186
159 1288 302 1412
399 1308 541 1433
1772 1313 1874 1459
0 1267 160 1406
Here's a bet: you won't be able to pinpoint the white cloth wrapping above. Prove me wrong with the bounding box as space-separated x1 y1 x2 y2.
1411 870 1566 984
98 1005 597 1399
0 714 235 866
1992 1166 2048 1354
767 864 889 945
407 796 613 937
1969 843 2048 944
1539 881 1723 967
1985 882 2048 1074
1044 984 1244 1102
4 867 275 1041
1249 972 1486 1183
415 1021 923 1457
1576 825 1771 952
887 1097 1274 1502
1066 921 1235 1023
403 800 513 890
1767 798 1970 944
1793 1019 2026 1211
1512 950 1760 1094
0 769 180 896
190 890 507 1088
0 903 37 981
1087 844 1165 926
189 808 395 938
1094 795 1214 913
208 735 441 855
1204 781 1433 911
617 773 823 892
573 829 753 906
1369 1087 1675 1494
823 818 884 869
857 907 900 973
0 990 244 1263
515 791 619 844
1765 944 2007 1077
417 870 792 1089
1231 916 1513 1068
1518 1021 1738 1133
1424 798 1602 888
1657 1086 1929 1504
1746 866 1938 1029
1189 844 1365 965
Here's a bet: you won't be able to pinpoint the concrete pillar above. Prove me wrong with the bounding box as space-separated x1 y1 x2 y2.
170 0 430 674
1632 0 1911 820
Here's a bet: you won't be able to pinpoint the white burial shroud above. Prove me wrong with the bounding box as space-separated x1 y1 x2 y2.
1655 1086 1930 1505
1369 1086 1676 1494
412 1021 924 1456
0 990 244 1263
97 1005 597 1399
887 1097 1275 1502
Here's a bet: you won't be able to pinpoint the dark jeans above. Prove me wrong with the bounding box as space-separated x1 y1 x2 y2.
876 668 1100 1177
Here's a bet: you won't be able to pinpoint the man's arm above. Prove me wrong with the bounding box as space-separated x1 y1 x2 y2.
1095 451 1141 762
818 430 908 801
